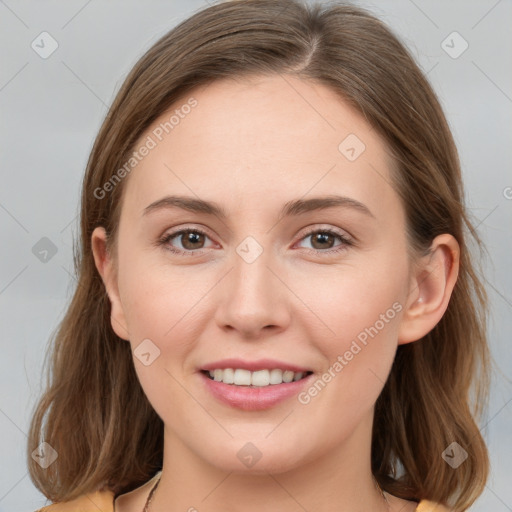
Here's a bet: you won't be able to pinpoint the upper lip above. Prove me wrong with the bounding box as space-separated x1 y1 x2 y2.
200 358 312 373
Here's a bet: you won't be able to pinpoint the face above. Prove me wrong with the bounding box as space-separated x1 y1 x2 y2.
97 74 415 474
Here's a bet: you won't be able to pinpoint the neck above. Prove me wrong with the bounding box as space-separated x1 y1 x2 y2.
148 414 389 512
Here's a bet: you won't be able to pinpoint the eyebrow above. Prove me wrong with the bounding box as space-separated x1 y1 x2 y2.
142 194 375 219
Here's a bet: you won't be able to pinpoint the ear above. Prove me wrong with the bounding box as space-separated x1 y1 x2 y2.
398 234 460 345
91 227 130 341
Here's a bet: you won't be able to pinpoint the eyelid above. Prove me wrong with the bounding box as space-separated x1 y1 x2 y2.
295 223 353 242
292 226 353 254
158 223 354 256
157 224 216 252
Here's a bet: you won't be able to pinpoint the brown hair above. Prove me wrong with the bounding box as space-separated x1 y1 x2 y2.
27 0 491 510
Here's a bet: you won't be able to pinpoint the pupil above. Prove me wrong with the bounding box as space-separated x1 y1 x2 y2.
314 233 332 249
183 232 203 249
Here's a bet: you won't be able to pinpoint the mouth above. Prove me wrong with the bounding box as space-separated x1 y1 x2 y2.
199 367 316 410
200 368 314 387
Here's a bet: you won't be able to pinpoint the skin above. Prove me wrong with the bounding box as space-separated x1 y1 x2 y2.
92 74 460 512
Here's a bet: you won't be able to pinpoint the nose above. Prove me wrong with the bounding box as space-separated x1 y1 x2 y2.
214 245 291 339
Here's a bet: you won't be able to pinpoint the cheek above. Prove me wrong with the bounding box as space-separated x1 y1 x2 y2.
121 278 173 341
294 261 405 409
116 252 208 386
117 245 192 340
295 259 405 346
117 261 200 414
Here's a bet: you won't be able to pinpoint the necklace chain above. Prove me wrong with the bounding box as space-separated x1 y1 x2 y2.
142 474 390 512
142 475 160 512
375 476 391 511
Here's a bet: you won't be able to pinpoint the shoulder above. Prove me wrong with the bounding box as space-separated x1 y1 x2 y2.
33 492 449 512
34 490 115 512
416 500 452 512
34 471 161 512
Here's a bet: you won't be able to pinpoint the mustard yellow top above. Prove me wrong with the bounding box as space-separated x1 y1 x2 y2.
35 497 450 511
34 472 451 511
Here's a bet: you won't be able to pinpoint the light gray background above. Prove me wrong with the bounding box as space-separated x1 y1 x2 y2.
1 1 510 511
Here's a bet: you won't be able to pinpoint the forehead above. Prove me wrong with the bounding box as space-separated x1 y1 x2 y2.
121 74 400 222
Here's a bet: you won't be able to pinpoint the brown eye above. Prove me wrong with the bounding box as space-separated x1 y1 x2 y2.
296 228 353 257
180 231 206 250
309 232 337 250
158 228 214 255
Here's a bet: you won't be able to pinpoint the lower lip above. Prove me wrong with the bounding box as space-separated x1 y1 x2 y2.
199 371 314 411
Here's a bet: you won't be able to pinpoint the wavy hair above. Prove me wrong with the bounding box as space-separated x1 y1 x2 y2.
27 1 490 510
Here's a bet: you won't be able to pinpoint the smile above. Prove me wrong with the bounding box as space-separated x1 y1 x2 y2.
199 370 315 411
202 368 313 386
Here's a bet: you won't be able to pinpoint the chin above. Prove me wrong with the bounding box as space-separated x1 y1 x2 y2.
200 437 310 475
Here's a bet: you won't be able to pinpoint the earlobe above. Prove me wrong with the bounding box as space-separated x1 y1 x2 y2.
91 227 130 341
397 234 460 345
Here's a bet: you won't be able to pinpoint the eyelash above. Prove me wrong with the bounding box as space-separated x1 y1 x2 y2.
157 226 353 257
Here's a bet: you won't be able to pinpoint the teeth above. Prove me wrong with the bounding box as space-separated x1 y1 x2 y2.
222 368 234 384
206 368 309 386
269 369 283 384
234 369 252 386
282 370 294 383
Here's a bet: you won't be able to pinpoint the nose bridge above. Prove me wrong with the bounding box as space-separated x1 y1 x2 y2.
215 235 290 336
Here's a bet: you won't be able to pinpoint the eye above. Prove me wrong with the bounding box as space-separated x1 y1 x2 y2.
157 226 353 257
157 227 215 255
295 227 353 256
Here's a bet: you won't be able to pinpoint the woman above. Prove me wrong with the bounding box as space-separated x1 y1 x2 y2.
28 1 490 511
